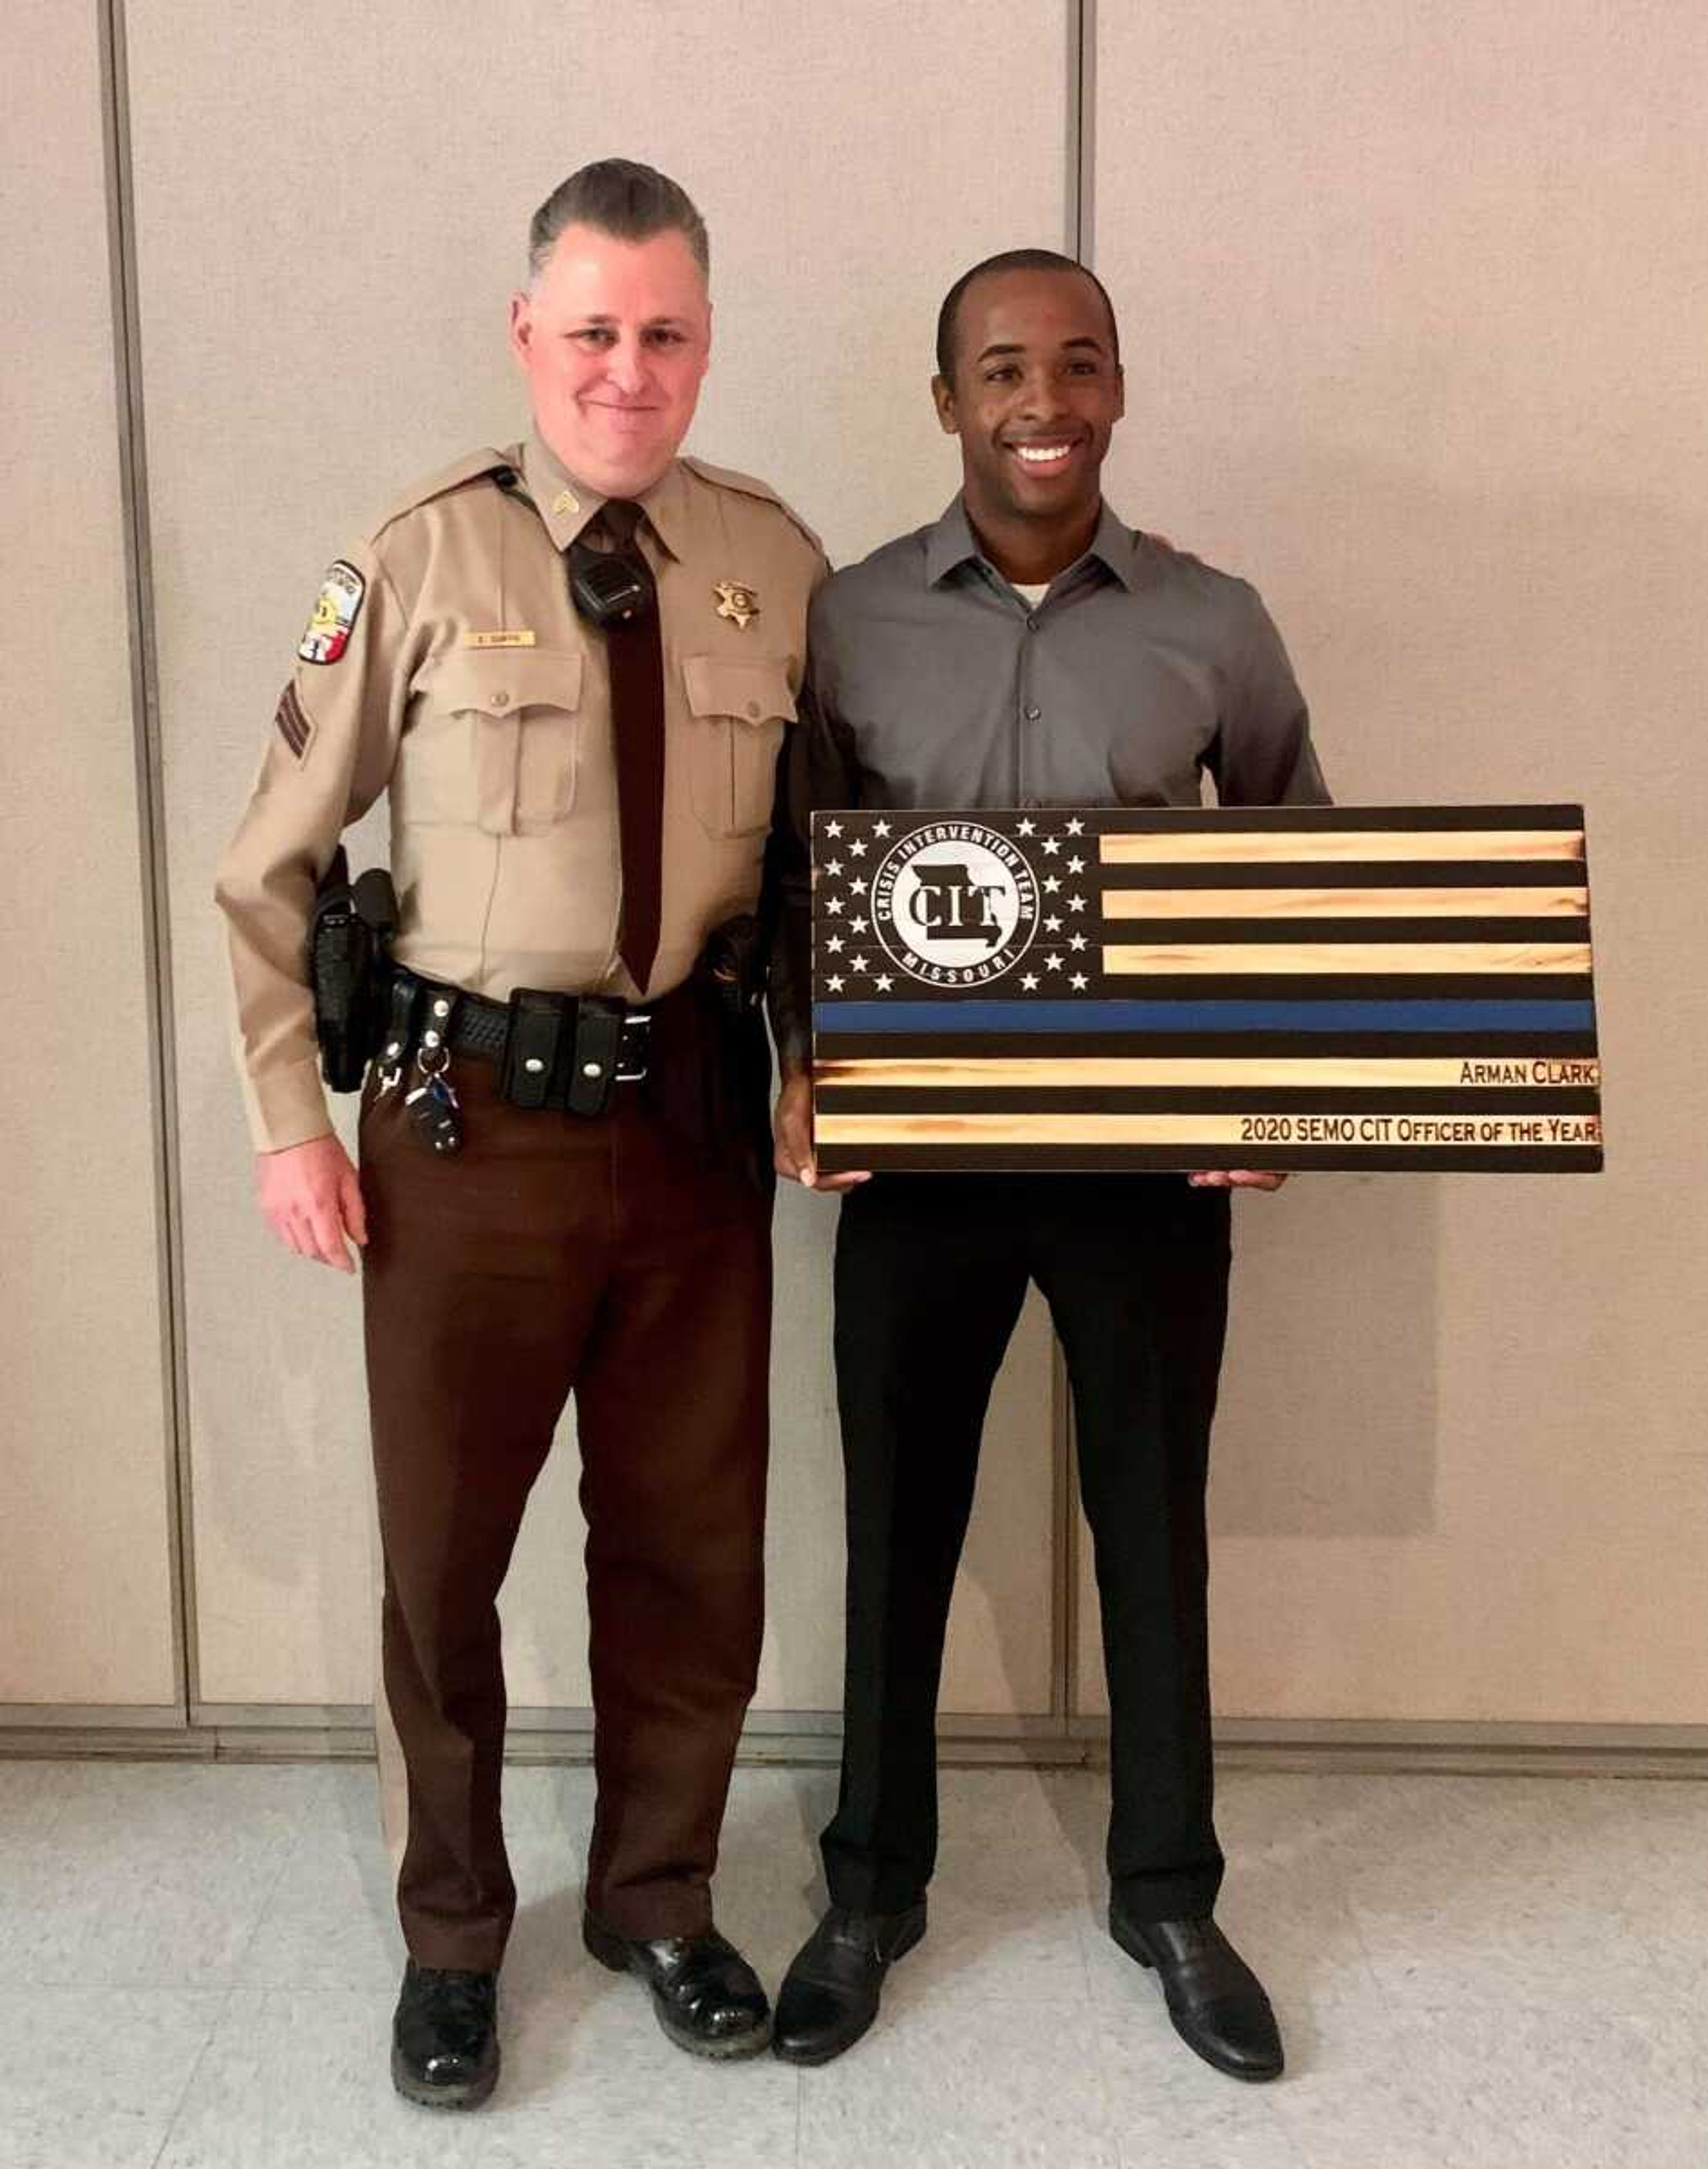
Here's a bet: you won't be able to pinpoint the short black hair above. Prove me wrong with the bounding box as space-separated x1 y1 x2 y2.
528 159 709 282
935 249 1119 380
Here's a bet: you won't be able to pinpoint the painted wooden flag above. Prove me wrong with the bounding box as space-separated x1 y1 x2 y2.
809 806 1602 1173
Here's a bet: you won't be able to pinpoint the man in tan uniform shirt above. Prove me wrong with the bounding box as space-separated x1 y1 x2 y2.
216 161 824 2108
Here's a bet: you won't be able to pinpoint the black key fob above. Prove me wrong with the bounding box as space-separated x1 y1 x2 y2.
406 1075 463 1156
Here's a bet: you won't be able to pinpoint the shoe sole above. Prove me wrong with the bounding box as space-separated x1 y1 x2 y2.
584 1916 774 2060
1107 1911 1284 2084
389 2044 500 2110
771 1908 927 2068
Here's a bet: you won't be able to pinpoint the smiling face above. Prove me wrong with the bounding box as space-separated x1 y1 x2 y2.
509 222 711 497
932 266 1124 552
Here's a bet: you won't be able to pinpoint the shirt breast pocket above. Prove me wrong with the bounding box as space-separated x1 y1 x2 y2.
681 654 797 839
413 649 585 835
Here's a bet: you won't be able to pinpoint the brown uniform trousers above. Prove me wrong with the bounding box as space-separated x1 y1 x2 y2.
359 1052 771 1969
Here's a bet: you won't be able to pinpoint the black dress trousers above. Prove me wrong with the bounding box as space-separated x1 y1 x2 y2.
822 1171 1233 1923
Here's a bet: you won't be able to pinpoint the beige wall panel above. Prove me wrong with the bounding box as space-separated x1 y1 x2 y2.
0 3 176 1705
130 2 1069 1711
1078 1 1708 1722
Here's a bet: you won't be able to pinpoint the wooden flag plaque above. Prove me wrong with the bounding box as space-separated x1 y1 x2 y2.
808 806 1602 1174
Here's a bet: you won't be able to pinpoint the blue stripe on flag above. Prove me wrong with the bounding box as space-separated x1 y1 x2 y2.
812 1000 1599 1036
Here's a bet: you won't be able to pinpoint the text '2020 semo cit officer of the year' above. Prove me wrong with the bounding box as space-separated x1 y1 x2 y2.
215 161 825 2109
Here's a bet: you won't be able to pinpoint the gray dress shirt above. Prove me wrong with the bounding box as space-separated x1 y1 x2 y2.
769 494 1329 1062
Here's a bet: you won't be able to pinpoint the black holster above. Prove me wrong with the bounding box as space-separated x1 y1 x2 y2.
641 913 775 1194
309 847 398 1091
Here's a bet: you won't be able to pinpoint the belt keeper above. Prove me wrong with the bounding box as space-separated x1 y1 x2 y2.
501 989 567 1109
378 972 420 1081
568 997 626 1116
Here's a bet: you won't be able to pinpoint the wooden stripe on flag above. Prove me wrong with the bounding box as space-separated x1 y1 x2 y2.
809 805 1602 1173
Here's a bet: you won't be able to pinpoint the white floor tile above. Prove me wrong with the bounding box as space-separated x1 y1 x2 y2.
154 1988 489 2169
897 1885 1092 2012
232 1765 400 1990
476 1979 799 2167
1392 2001 1708 2169
0 1762 77 1851
1089 2001 1305 2169
796 1996 1116 2169
0 1987 225 2169
0 1765 329 1988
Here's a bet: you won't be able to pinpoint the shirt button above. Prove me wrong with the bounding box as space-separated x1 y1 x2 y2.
1024 703 1042 722
491 689 510 707
745 701 762 719
1026 614 1040 633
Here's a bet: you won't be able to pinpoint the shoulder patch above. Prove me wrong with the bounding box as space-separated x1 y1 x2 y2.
372 446 518 534
681 456 823 556
298 560 366 665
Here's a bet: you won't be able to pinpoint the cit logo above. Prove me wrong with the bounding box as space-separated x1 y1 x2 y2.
872 823 1039 986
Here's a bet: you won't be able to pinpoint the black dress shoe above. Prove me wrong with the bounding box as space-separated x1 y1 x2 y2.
1109 1904 1283 2081
583 1912 771 2058
391 1960 500 2109
772 1901 927 2065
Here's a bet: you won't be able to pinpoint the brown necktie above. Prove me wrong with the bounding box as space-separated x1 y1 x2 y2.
595 500 665 990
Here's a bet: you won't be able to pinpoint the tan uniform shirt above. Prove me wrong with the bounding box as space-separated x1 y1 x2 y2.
216 432 826 1152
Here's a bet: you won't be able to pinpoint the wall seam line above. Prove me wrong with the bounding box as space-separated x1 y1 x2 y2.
97 0 200 1726
1052 0 1099 1730
1072 0 1097 268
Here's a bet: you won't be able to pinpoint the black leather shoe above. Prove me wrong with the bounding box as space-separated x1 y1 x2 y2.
772 1901 928 2065
391 1960 500 2109
583 1913 771 2058
1109 1904 1283 2081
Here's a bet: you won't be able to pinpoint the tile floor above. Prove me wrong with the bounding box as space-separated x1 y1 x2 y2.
0 1758 1703 2167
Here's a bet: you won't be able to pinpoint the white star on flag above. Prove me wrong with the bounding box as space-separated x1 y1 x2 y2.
849 955 869 973
874 974 894 991
1045 953 1063 971
850 839 867 857
826 896 844 915
1044 915 1063 933
1042 837 1060 855
1069 932 1088 951
1070 972 1088 990
1043 875 1061 894
1017 818 1035 835
1065 818 1084 835
825 820 843 837
826 975 844 991
1020 973 1040 991
1067 856 1085 874
826 935 844 953
850 917 868 933
873 820 891 837
1068 895 1086 912
825 859 843 876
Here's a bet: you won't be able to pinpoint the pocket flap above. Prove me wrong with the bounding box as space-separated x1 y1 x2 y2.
682 653 798 726
423 647 585 716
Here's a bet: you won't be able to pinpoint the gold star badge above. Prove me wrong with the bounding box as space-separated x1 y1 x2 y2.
714 580 760 630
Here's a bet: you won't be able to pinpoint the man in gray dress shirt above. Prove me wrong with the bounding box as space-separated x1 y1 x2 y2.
766 249 1328 2079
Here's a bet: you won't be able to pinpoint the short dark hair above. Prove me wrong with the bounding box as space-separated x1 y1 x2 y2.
935 249 1119 380
528 159 709 283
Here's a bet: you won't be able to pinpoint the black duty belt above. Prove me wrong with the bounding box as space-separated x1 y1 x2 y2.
378 968 656 1118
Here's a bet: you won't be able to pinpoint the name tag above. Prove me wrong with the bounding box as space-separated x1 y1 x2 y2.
461 629 536 649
